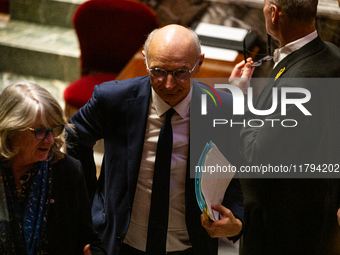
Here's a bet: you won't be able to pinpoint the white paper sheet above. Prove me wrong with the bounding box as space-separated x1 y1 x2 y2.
201 45 238 62
195 22 248 42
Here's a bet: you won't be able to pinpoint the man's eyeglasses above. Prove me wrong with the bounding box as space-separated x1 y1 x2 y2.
145 57 200 82
28 125 65 140
243 30 273 67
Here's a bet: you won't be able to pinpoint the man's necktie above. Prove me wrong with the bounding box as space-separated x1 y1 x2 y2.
146 108 176 254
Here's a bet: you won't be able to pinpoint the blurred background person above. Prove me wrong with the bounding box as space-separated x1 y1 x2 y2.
0 81 106 255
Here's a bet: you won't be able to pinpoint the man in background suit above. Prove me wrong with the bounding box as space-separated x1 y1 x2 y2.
231 0 340 254
66 24 244 255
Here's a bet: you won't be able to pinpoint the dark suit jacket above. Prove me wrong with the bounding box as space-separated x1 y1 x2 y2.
46 155 105 255
67 76 244 255
238 36 340 255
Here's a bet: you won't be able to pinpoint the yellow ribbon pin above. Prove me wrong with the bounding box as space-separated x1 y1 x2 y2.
275 67 285 81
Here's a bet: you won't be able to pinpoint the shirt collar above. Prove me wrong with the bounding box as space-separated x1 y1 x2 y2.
273 30 318 68
151 86 192 119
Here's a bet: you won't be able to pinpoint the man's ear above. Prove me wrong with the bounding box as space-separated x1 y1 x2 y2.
196 53 205 73
271 4 280 24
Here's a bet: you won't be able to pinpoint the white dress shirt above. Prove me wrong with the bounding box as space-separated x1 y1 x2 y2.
124 87 192 252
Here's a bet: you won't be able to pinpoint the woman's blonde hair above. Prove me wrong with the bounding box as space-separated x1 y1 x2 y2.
0 81 67 164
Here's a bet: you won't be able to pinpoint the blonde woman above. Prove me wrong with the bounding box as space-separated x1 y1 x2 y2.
0 81 106 255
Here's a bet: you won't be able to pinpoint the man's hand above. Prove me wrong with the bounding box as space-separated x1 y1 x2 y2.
84 244 92 255
200 204 242 238
337 208 340 226
229 58 255 94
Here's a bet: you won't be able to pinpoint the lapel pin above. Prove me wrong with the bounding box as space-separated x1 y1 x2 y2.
275 67 285 81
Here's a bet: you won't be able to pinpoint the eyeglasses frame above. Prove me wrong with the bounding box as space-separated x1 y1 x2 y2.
243 30 273 67
28 125 65 140
145 56 201 82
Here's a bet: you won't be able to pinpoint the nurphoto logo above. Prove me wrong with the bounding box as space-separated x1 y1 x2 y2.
200 84 311 128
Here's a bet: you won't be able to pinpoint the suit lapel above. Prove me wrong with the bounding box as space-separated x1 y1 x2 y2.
186 83 225 254
127 81 151 206
271 36 325 79
186 83 215 207
257 36 325 109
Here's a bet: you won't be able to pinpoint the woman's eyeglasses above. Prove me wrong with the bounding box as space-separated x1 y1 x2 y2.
243 30 273 67
28 125 65 140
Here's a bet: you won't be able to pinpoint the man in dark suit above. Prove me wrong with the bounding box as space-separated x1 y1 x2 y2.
66 24 244 255
230 0 340 254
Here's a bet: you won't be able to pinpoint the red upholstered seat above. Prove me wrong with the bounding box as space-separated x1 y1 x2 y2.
63 0 158 118
0 0 9 13
64 73 118 108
